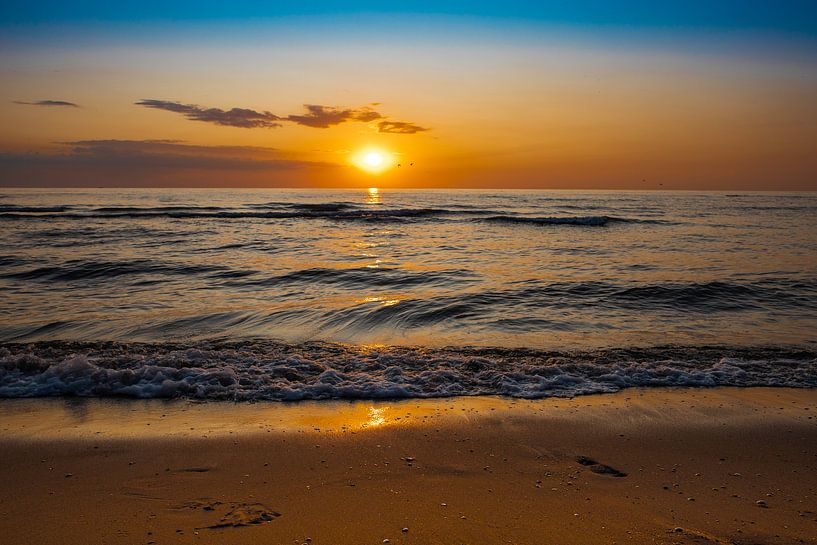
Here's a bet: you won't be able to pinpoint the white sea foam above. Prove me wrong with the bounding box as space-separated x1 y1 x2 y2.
1 341 814 401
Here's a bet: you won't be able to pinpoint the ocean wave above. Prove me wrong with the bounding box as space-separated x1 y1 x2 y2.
0 261 479 292
738 205 817 212
0 205 75 213
0 341 814 400
0 207 451 221
90 205 226 213
1 259 226 282
0 204 661 226
606 281 810 311
0 255 26 267
244 201 358 211
286 202 359 212
481 215 662 226
321 279 817 324
229 266 479 290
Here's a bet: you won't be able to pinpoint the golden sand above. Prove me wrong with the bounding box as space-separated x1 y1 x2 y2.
1 387 815 544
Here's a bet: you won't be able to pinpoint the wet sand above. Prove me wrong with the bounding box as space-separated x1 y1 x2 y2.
1 387 815 545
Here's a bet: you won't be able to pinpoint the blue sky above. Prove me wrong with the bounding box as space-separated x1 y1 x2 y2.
1 1 816 36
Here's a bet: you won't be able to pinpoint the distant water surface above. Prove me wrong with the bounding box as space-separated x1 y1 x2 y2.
1 188 815 399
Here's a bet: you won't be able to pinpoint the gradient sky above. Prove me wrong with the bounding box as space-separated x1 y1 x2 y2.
1 1 816 189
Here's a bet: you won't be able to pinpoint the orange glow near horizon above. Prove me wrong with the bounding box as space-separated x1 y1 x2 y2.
0 24 815 191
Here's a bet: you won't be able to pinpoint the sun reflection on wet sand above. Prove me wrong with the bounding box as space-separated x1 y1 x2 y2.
3 390 808 442
0 397 539 439
364 406 387 428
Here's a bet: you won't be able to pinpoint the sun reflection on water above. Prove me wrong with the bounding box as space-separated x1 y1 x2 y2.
365 187 381 205
357 296 401 307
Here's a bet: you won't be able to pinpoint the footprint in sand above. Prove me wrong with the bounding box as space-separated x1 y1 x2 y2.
182 499 281 529
575 456 628 477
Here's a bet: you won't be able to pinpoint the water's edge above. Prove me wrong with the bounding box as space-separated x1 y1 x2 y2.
2 340 815 401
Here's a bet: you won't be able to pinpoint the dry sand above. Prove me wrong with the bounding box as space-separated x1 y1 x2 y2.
1 387 815 545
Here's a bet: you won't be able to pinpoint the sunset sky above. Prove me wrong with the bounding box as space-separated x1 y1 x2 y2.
1 1 815 190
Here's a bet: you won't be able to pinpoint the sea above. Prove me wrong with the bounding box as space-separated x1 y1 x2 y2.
1 188 815 400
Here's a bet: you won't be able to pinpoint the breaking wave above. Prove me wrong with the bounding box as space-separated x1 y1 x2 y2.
0 202 662 226
0 341 814 401
481 215 659 226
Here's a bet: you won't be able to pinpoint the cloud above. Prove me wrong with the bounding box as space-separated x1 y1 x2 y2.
135 99 281 128
136 99 429 134
0 140 338 187
285 104 382 128
377 120 429 134
57 139 325 170
14 100 79 107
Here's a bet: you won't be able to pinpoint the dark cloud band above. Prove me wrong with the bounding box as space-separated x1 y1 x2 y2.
0 140 336 187
0 139 329 171
285 104 382 128
14 100 79 107
136 99 428 134
135 99 281 128
377 120 429 134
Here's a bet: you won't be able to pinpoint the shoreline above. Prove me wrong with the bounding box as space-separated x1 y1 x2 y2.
1 387 816 544
3 341 816 401
1 385 817 440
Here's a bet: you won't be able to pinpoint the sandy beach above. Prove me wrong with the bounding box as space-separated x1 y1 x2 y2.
1 387 815 545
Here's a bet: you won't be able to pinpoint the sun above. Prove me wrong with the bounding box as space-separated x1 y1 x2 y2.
364 152 383 168
353 148 393 174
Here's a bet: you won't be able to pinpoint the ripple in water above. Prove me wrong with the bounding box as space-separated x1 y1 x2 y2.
0 188 815 400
